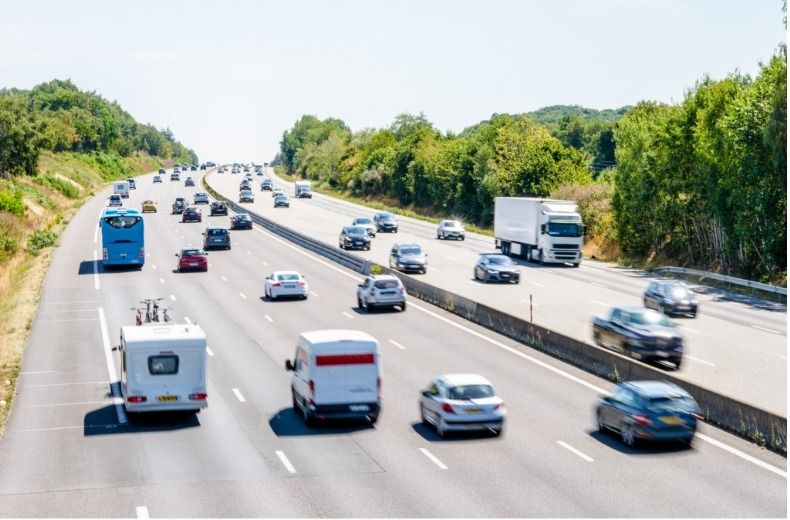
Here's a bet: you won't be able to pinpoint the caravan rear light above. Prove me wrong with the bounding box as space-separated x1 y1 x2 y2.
189 393 207 401
308 380 315 405
127 395 147 403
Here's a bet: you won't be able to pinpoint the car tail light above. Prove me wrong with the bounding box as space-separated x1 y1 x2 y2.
399 287 404 294
632 413 652 426
298 282 305 287
272 282 281 288
189 393 207 401
308 380 315 405
127 395 147 403
441 402 455 414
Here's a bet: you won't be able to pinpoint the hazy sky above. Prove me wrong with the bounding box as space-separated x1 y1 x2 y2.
1 1 785 163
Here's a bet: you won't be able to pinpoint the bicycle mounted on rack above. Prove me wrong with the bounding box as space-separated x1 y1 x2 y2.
131 298 172 325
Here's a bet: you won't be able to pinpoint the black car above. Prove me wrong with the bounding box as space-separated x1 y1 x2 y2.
200 164 206 170
592 306 684 369
273 194 290 208
202 227 231 250
230 213 253 230
172 198 187 214
596 381 701 447
191 165 197 171
185 177 195 187
339 226 371 250
474 254 520 283
158 168 166 175
644 280 699 318
210 201 228 216
374 212 398 233
181 206 202 223
260 179 273 191
389 243 427 273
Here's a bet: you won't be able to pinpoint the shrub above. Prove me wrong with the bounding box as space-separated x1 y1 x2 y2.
27 228 58 255
0 190 25 216
0 225 18 262
33 173 81 199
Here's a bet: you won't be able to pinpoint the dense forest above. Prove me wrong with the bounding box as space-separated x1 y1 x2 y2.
275 49 786 281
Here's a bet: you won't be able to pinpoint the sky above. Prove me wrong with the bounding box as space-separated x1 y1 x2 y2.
1 0 786 164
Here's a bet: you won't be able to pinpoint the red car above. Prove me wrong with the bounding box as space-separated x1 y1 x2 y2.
176 248 208 272
182 206 202 222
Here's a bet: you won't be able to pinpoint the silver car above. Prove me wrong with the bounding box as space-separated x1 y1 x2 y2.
193 192 209 204
437 220 465 240
356 274 406 312
420 374 505 437
352 217 376 237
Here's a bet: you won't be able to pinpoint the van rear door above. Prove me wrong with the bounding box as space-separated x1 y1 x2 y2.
313 351 378 405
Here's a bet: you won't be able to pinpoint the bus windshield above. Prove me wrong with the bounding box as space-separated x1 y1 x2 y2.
101 212 145 267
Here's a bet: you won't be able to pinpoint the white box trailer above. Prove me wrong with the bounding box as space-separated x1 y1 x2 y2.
294 180 312 198
119 324 208 413
285 329 381 425
494 197 584 266
113 181 130 199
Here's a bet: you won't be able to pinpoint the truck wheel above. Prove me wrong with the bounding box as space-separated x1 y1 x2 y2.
538 249 545 265
572 263 580 268
501 242 510 256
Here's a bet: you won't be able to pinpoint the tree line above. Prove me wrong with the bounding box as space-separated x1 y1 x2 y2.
275 48 786 281
0 79 197 177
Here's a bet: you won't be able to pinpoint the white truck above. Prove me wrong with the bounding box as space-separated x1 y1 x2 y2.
494 197 584 266
119 323 208 413
113 181 130 199
294 180 312 198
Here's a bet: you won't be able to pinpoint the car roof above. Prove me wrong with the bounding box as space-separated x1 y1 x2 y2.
623 380 690 398
439 373 493 387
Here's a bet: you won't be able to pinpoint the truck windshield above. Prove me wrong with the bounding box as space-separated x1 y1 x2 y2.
547 221 582 237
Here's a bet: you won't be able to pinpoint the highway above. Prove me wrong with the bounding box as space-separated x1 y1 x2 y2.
207 169 788 416
0 169 785 517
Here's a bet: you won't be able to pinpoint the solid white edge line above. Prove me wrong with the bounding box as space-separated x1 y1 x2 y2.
389 339 406 350
184 316 192 324
232 388 246 402
751 325 782 335
557 440 594 462
342 311 354 319
276 450 297 474
92 249 100 290
419 448 448 469
206 346 214 357
696 433 786 478
264 315 273 323
136 506 149 519
239 292 247 299
98 307 127 425
591 299 609 306
685 355 716 367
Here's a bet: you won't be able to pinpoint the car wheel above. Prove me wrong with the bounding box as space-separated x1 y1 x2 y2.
460 237 465 241
400 301 406 311
339 242 345 249
473 269 479 281
673 358 683 370
367 302 375 313
621 424 636 447
270 292 277 300
365 246 370 251
593 331 602 347
357 296 364 309
491 428 502 437
437 232 442 240
691 312 697 319
292 389 299 412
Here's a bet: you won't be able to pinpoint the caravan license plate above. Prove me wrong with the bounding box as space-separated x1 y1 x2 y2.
158 395 178 402
349 404 370 412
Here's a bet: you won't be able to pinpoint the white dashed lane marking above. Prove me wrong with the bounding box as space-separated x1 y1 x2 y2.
276 450 297 474
232 388 246 402
419 448 447 469
557 441 594 462
389 340 406 350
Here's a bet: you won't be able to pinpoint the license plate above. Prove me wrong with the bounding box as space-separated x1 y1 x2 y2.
657 351 669 357
158 395 178 402
381 291 395 295
284 283 295 288
501 274 510 278
354 242 362 245
349 404 370 412
659 416 683 425
189 262 198 266
465 408 483 414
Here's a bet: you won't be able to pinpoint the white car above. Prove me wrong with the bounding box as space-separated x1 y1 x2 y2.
356 274 406 312
419 374 505 437
265 271 309 300
272 187 284 197
108 194 123 207
437 220 465 240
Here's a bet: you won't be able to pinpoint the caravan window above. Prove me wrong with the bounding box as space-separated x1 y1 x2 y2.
148 355 179 375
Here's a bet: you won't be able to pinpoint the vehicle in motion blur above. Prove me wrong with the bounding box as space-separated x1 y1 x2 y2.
239 180 251 191
261 179 273 191
357 274 406 312
120 321 208 413
494 197 583 266
141 200 157 213
209 201 228 216
420 374 505 437
185 177 195 187
239 190 255 203
181 206 202 223
272 187 284 198
437 220 465 240
474 254 520 283
230 213 253 229
193 192 209 204
274 194 290 207
172 197 187 214
126 178 136 190
153 175 162 183
374 212 398 233
352 217 376 237
101 207 145 267
176 248 208 272
643 280 699 318
294 180 312 198
108 194 123 207
595 381 701 447
265 271 309 300
170 171 180 181
592 306 684 369
285 329 382 425
339 226 371 250
389 243 427 273
202 227 231 250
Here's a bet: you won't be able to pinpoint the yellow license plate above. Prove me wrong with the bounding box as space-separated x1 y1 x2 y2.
158 395 178 402
660 416 683 425
466 408 483 414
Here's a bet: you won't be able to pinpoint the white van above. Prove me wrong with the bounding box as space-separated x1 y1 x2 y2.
119 324 208 413
113 181 130 199
294 180 312 198
285 329 381 425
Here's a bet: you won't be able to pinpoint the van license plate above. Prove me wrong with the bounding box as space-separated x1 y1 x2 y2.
158 395 178 402
349 404 369 412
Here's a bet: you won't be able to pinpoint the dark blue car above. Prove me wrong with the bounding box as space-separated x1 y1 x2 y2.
595 381 701 447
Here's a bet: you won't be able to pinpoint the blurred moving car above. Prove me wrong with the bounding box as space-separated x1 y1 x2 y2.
209 201 228 216
389 243 427 273
193 192 209 204
202 227 230 250
126 178 136 190
264 271 309 300
356 274 405 312
374 212 398 233
274 194 290 207
643 280 699 318
474 254 520 283
181 206 202 223
172 197 187 214
272 187 284 197
141 200 157 213
239 180 251 191
437 220 465 240
261 179 273 191
592 306 684 369
153 175 162 183
175 248 208 272
230 213 253 229
352 217 376 237
239 190 255 203
158 168 166 175
170 172 180 181
185 177 195 187
595 381 701 447
339 226 371 250
419 374 505 437
108 194 123 207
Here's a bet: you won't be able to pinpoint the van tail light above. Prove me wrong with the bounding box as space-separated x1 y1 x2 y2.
127 395 147 403
308 380 315 405
441 402 455 414
189 393 207 401
632 413 652 427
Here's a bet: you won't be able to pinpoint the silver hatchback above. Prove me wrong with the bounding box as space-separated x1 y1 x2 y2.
356 274 406 312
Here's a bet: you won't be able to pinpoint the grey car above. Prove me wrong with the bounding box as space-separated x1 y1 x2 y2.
356 274 405 311
474 254 520 283
239 190 255 203
339 226 371 250
643 280 699 318
374 212 398 233
437 220 465 240
202 227 231 250
389 243 427 273
193 192 209 204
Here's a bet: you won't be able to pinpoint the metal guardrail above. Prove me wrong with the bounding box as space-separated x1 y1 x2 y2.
655 267 787 296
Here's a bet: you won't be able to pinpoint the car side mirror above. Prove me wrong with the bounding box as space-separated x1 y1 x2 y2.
284 360 294 371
